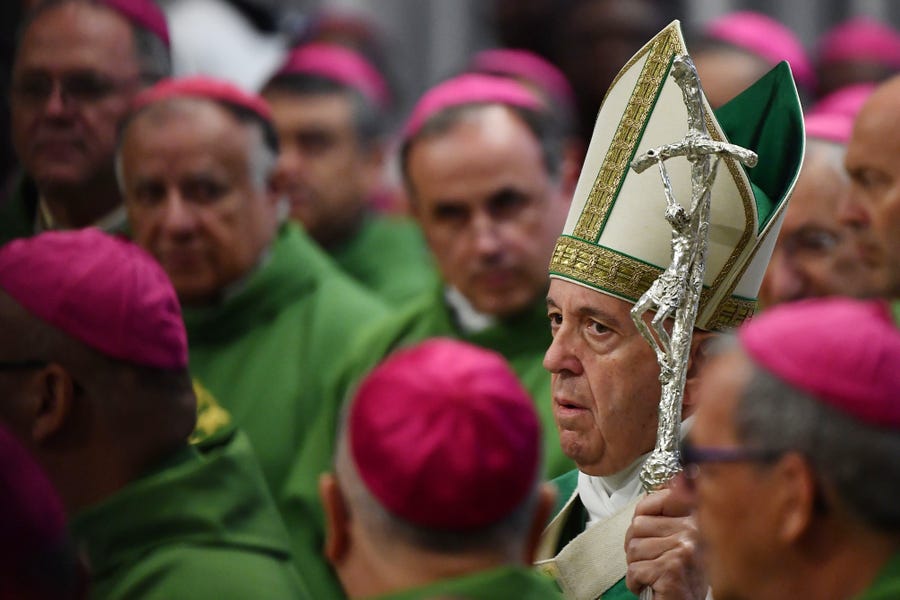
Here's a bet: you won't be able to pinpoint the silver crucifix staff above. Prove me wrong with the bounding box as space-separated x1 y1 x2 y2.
628 56 757 599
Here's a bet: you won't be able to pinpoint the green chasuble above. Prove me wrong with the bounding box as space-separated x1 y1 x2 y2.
542 470 637 600
328 213 438 304
182 223 389 508
70 431 311 599
369 566 564 600
280 283 573 599
856 553 900 600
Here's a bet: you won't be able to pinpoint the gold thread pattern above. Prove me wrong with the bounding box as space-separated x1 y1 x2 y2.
549 236 755 331
572 27 681 242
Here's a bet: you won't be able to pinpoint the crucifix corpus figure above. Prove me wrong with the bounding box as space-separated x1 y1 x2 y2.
629 54 758 494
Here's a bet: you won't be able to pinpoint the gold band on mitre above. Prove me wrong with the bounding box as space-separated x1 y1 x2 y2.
549 21 804 331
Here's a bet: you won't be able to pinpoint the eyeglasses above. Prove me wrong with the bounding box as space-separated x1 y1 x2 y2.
11 72 139 106
678 439 783 490
0 360 48 372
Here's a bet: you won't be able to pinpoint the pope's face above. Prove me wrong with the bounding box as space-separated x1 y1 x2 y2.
121 101 279 306
406 105 569 318
841 80 900 297
11 3 141 192
543 279 664 475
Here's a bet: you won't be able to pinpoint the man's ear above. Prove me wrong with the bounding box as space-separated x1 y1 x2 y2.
31 363 76 444
682 331 714 417
320 473 350 565
523 483 557 564
769 453 818 544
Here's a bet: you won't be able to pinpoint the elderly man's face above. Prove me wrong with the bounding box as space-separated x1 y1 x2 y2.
265 90 380 247
760 140 878 307
841 78 900 297
543 279 665 475
121 101 279 306
406 106 568 318
11 3 141 192
685 349 784 600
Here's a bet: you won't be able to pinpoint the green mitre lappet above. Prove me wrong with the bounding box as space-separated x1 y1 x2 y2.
548 20 805 330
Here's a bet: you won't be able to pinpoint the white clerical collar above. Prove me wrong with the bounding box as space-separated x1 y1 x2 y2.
577 452 648 526
444 286 497 334
578 416 696 526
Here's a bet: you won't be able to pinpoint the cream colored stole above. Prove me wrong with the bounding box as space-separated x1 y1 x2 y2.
534 490 644 600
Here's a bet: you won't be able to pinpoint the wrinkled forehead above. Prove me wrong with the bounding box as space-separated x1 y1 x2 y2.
15 1 138 75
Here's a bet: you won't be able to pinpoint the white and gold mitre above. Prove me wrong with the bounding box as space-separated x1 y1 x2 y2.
549 21 804 331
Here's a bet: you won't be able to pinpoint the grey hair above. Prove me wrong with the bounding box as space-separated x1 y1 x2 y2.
734 356 900 533
399 102 566 196
333 410 540 557
115 98 278 196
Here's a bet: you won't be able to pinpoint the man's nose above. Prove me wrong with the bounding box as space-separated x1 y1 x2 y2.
543 327 583 376
159 192 198 234
41 81 73 117
470 211 503 256
837 188 872 230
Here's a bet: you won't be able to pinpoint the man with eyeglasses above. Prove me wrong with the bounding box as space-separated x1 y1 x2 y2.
116 78 389 590
759 104 881 308
0 0 170 244
534 22 804 599
681 297 900 600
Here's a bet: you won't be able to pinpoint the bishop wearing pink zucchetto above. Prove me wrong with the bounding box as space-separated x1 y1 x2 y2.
1 0 172 245
261 42 437 304
281 70 578 599
682 297 900 600
0 228 310 599
320 338 564 599
759 84 881 308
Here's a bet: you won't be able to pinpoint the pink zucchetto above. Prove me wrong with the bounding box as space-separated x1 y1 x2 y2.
133 76 273 123
402 73 545 142
803 112 853 144
0 229 188 370
805 83 875 144
349 338 541 530
705 11 815 92
272 42 390 109
739 298 900 429
808 83 876 119
818 17 900 70
470 48 576 113
99 0 170 47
